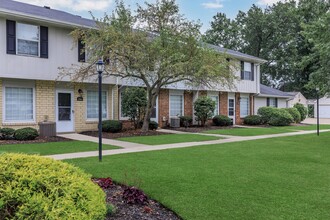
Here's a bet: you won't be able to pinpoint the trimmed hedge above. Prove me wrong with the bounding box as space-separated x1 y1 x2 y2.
268 109 294 126
294 103 308 121
284 108 301 123
149 121 158 130
213 115 232 126
102 120 123 133
0 153 106 219
14 127 39 141
0 128 15 140
179 116 193 127
243 115 263 125
257 107 276 124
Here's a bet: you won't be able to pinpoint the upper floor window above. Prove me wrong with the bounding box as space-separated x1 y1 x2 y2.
240 61 254 81
17 23 39 56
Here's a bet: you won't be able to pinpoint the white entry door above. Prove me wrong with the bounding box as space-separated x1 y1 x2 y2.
56 90 74 133
228 93 235 125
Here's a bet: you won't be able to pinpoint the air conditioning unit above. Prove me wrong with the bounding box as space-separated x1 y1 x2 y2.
170 117 180 128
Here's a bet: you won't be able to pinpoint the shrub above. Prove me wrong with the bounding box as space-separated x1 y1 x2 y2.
0 153 106 220
121 87 147 129
149 121 158 130
94 177 113 189
179 116 193 127
308 105 314 118
14 127 39 141
294 103 308 121
268 109 294 126
102 120 122 133
243 115 263 125
0 128 15 140
257 107 276 124
123 186 148 205
213 115 232 126
284 108 301 123
194 96 215 126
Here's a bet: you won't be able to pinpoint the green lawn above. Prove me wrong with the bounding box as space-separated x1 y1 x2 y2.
117 133 221 145
67 132 330 220
0 141 120 155
204 124 330 136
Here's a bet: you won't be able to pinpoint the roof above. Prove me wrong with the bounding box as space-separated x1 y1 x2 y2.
286 92 299 96
259 84 292 98
0 0 95 27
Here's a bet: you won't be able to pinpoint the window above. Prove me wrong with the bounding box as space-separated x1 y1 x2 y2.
17 23 39 56
241 61 254 80
87 91 107 119
228 99 235 116
5 87 34 121
267 98 277 107
170 95 183 117
240 97 249 117
210 95 219 116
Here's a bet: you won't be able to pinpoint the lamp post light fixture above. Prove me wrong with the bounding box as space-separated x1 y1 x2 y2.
96 59 105 162
316 87 320 136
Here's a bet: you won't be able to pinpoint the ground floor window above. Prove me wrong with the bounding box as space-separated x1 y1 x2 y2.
5 87 34 121
210 95 219 116
240 97 249 117
86 90 107 119
170 94 183 117
267 98 278 107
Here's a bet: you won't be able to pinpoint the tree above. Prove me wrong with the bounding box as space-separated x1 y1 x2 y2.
194 96 215 127
121 87 147 129
61 0 235 131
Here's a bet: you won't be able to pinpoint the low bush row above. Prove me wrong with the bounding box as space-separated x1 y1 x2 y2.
0 127 39 141
102 120 159 133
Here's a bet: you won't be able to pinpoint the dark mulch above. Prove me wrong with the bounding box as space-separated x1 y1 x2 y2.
81 130 171 139
93 178 181 220
0 136 71 145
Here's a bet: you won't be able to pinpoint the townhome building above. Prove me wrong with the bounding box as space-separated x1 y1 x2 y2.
1 0 268 133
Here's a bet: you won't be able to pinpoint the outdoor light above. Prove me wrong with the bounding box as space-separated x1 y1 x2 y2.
316 87 320 136
97 59 105 162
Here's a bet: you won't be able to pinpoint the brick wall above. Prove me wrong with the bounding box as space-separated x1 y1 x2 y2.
158 89 169 127
0 79 2 128
235 93 242 124
184 91 193 117
220 92 228 115
36 80 56 124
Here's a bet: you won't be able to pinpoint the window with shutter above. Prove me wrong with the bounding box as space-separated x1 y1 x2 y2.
78 39 86 62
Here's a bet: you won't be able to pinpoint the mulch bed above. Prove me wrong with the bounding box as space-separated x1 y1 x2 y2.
168 125 237 133
0 136 71 145
81 130 171 139
93 178 181 220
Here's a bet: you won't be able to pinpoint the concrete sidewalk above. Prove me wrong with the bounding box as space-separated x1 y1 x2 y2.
49 129 330 160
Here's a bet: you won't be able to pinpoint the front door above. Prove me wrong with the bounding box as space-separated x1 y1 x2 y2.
228 98 235 125
56 90 74 133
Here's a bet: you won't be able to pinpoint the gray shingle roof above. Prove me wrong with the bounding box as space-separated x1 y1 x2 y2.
0 0 95 27
260 84 292 97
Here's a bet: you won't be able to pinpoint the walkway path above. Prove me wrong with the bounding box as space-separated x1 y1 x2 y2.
50 129 330 160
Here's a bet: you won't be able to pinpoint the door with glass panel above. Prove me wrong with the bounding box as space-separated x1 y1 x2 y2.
228 95 235 125
56 91 74 132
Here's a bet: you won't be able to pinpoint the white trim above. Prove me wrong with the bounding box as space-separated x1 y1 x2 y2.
16 22 40 57
85 89 108 121
169 90 184 117
2 80 36 124
208 91 220 116
55 89 75 132
119 87 129 120
228 93 235 124
111 87 114 120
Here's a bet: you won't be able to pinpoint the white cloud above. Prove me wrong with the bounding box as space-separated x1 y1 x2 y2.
202 0 224 9
256 0 284 6
16 0 113 12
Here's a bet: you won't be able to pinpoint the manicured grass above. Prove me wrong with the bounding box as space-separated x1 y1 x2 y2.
67 132 330 220
204 124 330 136
0 141 120 155
117 133 221 145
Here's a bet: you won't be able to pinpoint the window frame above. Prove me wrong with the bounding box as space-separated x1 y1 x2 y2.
16 22 40 57
228 99 235 116
241 61 254 80
208 92 219 117
240 96 250 118
169 90 184 117
86 90 108 120
268 98 277 108
2 81 36 123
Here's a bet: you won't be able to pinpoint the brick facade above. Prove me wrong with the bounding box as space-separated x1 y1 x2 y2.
184 91 193 117
219 92 228 115
235 93 242 125
158 89 169 127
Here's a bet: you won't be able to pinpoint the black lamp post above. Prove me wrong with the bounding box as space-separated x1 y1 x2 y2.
96 60 105 162
316 87 320 136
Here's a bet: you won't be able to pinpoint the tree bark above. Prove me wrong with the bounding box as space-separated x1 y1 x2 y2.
141 88 159 132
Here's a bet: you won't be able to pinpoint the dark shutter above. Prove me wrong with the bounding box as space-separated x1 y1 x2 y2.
275 98 278 108
267 98 270 106
78 39 85 62
6 20 16 54
40 26 48 58
251 63 255 81
240 61 244 80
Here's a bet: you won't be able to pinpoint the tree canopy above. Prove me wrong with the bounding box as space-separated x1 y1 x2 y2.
61 0 235 131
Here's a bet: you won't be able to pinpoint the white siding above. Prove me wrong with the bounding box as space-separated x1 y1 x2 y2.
287 93 308 108
0 18 116 84
254 97 287 114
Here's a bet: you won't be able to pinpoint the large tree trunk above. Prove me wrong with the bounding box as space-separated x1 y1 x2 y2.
141 89 158 132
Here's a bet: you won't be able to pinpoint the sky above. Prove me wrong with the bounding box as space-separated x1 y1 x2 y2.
15 0 285 32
